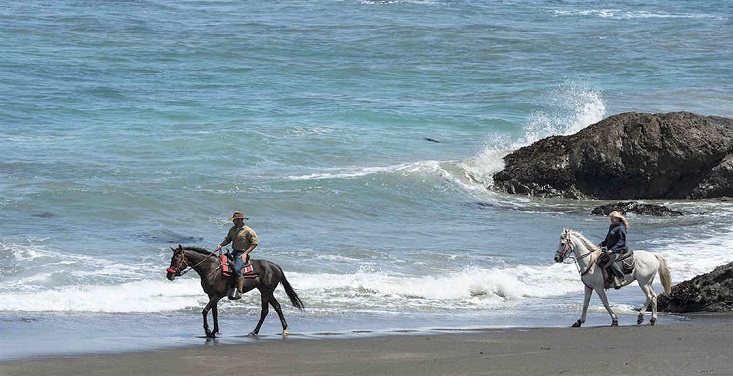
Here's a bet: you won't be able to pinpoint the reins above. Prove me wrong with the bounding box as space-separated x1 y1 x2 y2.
167 249 217 277
561 235 599 277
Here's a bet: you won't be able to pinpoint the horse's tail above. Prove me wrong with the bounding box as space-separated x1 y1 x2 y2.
655 253 672 295
279 268 305 310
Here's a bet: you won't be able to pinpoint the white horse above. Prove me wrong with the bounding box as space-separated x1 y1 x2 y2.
554 229 672 327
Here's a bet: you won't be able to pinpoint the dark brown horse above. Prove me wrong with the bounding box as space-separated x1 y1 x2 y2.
166 245 304 338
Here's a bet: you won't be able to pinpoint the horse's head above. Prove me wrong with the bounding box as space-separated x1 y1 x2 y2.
166 244 188 280
554 229 573 263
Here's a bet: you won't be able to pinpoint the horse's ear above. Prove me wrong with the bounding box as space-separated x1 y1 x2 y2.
178 244 183 251
170 246 176 253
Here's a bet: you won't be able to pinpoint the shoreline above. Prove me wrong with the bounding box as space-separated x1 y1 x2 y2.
0 307 689 361
2 313 731 376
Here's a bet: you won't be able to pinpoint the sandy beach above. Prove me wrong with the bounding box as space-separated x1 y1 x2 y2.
1 314 731 376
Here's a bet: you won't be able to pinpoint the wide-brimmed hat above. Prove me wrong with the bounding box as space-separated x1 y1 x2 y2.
228 211 248 220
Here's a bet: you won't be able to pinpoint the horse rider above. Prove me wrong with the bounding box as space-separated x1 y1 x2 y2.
599 211 629 288
217 211 259 300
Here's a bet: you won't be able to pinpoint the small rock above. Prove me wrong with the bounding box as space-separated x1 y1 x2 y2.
591 201 683 216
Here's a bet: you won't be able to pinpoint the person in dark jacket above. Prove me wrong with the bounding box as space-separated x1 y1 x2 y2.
599 211 629 288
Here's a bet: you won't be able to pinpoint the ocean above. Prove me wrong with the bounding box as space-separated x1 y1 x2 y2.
1 0 732 360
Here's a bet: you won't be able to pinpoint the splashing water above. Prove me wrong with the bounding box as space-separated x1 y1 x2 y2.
460 81 606 188
525 81 606 144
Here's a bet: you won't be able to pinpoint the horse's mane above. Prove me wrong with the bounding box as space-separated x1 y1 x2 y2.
566 230 600 252
181 246 216 256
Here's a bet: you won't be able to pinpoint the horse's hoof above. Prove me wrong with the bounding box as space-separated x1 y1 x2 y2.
648 318 656 326
611 320 618 327
637 316 644 325
281 330 289 337
571 320 582 328
247 332 259 338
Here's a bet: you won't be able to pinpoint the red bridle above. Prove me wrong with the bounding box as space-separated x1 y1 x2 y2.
166 248 217 276
166 250 189 276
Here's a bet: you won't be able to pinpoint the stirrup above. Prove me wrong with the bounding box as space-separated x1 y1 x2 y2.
228 287 241 300
613 277 623 289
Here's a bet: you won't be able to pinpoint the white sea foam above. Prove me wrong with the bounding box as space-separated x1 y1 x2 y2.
2 230 724 315
0 279 205 313
283 162 419 181
553 9 723 20
524 81 606 145
0 262 582 314
1 243 154 292
360 0 439 5
651 232 733 281
458 81 606 191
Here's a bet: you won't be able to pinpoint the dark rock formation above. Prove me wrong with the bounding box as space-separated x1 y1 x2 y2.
658 262 733 313
591 201 683 216
492 112 733 199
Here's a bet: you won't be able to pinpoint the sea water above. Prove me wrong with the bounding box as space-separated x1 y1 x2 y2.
1 0 732 360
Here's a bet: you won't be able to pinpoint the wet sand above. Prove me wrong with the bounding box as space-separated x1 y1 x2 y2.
1 314 731 376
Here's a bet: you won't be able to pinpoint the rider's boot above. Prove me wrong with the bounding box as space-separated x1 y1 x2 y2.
613 276 623 289
235 276 245 297
227 285 239 300
228 277 244 300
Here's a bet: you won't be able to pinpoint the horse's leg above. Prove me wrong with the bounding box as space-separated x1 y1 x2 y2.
573 285 593 327
202 298 218 338
212 304 219 335
637 280 657 326
595 288 618 326
269 296 289 336
649 286 659 326
248 289 271 337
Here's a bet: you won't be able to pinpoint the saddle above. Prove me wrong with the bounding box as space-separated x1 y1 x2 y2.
617 250 635 273
599 249 635 286
220 253 259 279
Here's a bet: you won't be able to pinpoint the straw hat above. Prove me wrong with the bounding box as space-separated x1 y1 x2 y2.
228 211 248 220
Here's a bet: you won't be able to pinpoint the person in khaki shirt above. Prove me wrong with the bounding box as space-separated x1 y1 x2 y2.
217 211 258 300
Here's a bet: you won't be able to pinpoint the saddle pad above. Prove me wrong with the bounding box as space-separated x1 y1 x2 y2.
621 257 635 274
220 254 232 277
